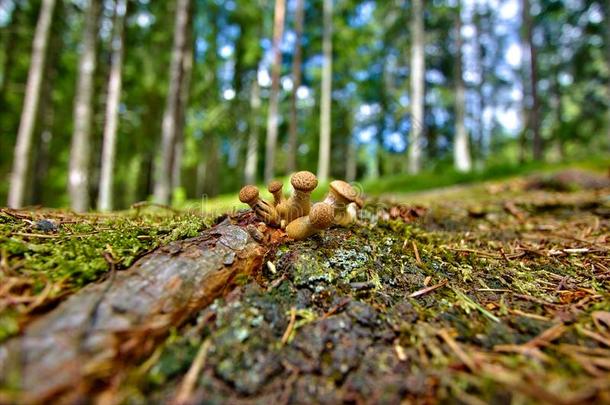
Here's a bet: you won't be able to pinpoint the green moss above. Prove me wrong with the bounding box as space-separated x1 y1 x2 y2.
0 209 211 342
0 211 209 286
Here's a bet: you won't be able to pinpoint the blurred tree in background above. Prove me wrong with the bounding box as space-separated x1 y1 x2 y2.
0 0 608 211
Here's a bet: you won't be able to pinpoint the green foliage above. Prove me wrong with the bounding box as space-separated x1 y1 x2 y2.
363 155 610 195
0 0 609 209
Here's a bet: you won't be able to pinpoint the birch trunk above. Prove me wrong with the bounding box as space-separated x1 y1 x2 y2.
32 30 61 205
245 78 261 185
408 0 424 175
8 0 56 208
69 0 100 212
453 2 472 172
98 0 127 211
287 0 304 174
153 0 190 205
264 0 286 183
317 0 333 182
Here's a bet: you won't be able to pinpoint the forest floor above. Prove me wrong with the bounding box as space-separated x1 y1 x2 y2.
1 168 609 404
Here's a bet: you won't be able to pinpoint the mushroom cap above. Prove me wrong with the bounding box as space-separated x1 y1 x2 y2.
309 202 334 229
329 180 363 207
267 180 283 193
239 185 259 204
290 171 318 192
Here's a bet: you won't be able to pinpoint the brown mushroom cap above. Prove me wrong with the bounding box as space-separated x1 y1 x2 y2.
290 171 318 192
329 180 363 207
309 203 334 229
267 180 283 193
239 185 259 204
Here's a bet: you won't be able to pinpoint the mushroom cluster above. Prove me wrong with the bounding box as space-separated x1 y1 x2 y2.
238 171 363 240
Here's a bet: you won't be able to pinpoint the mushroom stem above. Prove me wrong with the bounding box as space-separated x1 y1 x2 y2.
283 171 318 223
286 202 334 240
267 180 285 207
322 180 362 226
239 185 280 227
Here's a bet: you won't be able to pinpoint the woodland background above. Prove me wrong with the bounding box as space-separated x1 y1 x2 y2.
1 0 609 212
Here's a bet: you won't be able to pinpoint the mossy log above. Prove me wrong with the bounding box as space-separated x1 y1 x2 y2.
0 213 282 403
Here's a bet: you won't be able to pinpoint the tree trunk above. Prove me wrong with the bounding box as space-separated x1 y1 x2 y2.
0 1 22 102
31 12 63 206
98 0 127 212
552 69 564 161
7 0 56 208
125 155 141 207
605 1 610 151
522 0 542 161
196 160 206 197
153 0 190 204
172 135 184 196
264 0 286 183
68 0 100 212
287 0 304 174
408 0 425 175
317 0 333 182
346 132 357 183
204 136 220 197
474 3 486 162
453 2 472 173
172 20 194 197
245 78 261 185
0 214 284 404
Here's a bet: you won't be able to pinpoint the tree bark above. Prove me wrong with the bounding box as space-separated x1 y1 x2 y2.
172 19 194 196
453 2 472 173
0 214 284 404
245 78 262 185
98 0 127 212
153 0 190 205
522 0 542 161
31 12 63 206
317 0 333 182
125 155 142 207
204 135 220 197
474 2 486 161
287 0 304 174
346 128 357 183
7 0 56 208
0 1 22 102
68 0 100 212
408 0 425 175
605 1 610 151
552 68 564 161
264 0 286 183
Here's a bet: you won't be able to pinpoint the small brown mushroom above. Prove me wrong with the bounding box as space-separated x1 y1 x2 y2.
267 180 285 206
283 171 318 223
239 185 280 227
322 180 363 226
285 202 334 240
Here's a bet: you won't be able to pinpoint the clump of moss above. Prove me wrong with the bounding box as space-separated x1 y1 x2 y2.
0 208 211 342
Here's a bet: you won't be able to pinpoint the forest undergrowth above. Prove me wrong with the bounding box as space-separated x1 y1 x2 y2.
0 168 609 403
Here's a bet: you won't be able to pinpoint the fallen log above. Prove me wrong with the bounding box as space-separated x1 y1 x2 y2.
0 213 284 404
